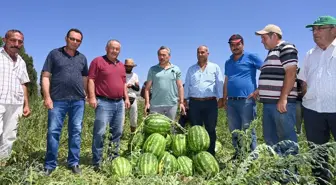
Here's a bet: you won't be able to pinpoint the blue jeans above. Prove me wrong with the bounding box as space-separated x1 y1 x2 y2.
262 103 297 147
45 99 85 170
188 99 218 155
92 98 124 166
227 99 257 152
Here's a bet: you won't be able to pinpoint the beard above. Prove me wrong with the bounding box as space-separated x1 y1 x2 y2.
126 69 133 73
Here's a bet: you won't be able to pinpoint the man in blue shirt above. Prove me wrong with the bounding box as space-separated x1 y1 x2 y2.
184 45 224 155
222 34 263 158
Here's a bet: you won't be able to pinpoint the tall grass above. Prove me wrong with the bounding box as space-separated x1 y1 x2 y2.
0 99 335 185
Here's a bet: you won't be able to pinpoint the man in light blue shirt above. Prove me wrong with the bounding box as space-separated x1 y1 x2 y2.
184 45 224 155
144 46 185 120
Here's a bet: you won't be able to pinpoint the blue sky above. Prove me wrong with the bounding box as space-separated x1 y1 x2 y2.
1 0 335 85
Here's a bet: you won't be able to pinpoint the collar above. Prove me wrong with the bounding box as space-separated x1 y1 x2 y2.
103 55 120 64
315 38 336 50
59 47 80 57
157 62 173 69
276 40 285 47
0 47 21 61
230 52 245 60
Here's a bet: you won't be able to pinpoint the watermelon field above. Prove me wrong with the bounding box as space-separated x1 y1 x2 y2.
0 98 335 185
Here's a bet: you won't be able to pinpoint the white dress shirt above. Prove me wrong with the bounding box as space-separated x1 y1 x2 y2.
298 38 336 113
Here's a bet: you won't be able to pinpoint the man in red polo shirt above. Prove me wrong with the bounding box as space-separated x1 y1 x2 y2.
88 39 130 171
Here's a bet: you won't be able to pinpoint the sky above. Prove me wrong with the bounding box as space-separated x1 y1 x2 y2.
1 0 335 85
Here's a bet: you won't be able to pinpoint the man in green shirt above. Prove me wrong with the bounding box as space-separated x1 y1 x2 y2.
144 46 185 120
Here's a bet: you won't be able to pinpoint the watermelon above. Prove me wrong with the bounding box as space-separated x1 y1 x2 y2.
187 126 210 152
110 157 132 177
193 151 219 177
143 133 166 157
137 153 158 176
172 134 187 157
158 152 178 174
165 134 172 150
177 156 193 176
144 114 171 136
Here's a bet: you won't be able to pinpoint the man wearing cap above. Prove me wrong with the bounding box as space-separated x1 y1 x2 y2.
221 34 263 158
124 58 139 133
184 45 224 156
254 24 298 151
144 46 185 120
298 15 336 184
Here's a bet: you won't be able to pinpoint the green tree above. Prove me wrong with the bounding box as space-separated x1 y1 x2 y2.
0 36 38 100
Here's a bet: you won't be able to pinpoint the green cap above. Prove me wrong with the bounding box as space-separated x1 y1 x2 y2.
306 16 336 28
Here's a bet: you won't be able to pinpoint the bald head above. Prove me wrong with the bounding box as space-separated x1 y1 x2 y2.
105 39 121 61
197 45 209 62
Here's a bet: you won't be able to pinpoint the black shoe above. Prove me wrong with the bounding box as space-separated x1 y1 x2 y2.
93 165 100 172
44 168 54 176
70 165 81 174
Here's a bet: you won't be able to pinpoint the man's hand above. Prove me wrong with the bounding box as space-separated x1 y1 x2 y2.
89 97 97 109
44 97 53 110
125 98 131 109
144 103 150 115
179 103 186 115
127 84 132 88
248 89 259 100
22 105 31 117
277 98 287 113
218 99 227 109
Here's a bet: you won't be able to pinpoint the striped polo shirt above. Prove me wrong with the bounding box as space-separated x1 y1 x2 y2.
258 41 298 104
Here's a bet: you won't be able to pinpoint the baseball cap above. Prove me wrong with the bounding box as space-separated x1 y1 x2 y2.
305 15 336 28
228 34 244 44
255 24 282 36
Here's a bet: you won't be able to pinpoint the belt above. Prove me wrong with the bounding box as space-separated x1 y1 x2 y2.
228 97 246 100
96 95 122 101
189 97 217 101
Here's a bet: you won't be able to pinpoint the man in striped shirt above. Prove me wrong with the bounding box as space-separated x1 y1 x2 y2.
0 30 31 163
254 24 298 151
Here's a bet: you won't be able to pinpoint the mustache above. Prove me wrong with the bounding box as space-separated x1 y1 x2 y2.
11 46 20 49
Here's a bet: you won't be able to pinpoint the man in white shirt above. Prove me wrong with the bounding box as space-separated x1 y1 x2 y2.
298 15 336 185
124 59 139 133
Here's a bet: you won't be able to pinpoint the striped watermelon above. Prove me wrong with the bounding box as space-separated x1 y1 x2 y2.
158 151 178 174
193 151 219 177
165 134 172 150
110 157 132 177
187 126 210 152
137 153 158 175
144 114 171 136
143 133 166 157
177 156 193 176
172 134 187 157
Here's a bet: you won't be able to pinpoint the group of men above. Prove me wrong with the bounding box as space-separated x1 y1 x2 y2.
0 15 335 184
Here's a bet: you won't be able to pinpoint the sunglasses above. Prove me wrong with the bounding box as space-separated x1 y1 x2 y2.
68 37 82 43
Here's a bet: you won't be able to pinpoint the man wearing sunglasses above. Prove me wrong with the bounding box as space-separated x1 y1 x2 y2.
41 28 88 175
0 30 31 165
298 15 336 185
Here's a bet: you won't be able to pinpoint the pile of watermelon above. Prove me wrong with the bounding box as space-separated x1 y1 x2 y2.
110 113 220 178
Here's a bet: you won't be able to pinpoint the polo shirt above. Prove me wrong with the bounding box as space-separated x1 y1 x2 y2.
42 47 88 100
147 64 181 106
224 52 263 97
258 41 298 104
88 56 126 99
0 48 30 104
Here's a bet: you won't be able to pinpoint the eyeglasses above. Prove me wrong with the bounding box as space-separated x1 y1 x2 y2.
310 26 335 32
68 37 82 43
8 38 24 44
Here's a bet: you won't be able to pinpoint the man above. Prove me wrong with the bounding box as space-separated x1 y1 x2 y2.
254 24 298 151
88 39 130 171
298 15 336 184
0 30 30 163
124 58 139 133
42 28 88 175
144 46 185 120
222 34 263 157
184 45 224 155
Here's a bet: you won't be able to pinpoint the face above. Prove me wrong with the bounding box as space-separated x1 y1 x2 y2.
106 41 121 60
158 49 170 64
125 65 133 73
65 31 82 50
312 25 336 47
197 46 209 61
261 34 276 50
229 41 244 55
3 32 24 55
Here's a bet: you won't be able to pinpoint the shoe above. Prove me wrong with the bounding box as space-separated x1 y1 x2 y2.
44 168 54 176
93 165 100 172
70 165 81 174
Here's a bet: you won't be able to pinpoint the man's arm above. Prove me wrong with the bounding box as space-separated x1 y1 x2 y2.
280 65 297 101
144 81 153 106
83 76 88 96
22 83 30 117
42 71 53 109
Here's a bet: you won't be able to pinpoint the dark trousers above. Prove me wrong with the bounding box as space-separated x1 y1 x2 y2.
178 109 189 128
303 107 336 184
188 99 218 155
